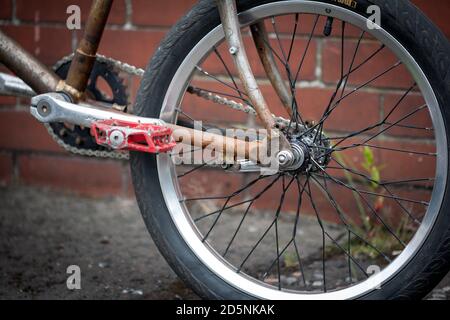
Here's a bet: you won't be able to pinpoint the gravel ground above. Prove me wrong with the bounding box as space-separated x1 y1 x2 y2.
0 186 448 300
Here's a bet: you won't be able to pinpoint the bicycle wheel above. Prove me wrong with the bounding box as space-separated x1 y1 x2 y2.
131 0 450 299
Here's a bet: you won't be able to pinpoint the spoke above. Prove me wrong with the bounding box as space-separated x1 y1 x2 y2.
324 83 416 143
254 17 305 126
275 211 282 290
317 104 429 162
271 17 288 64
329 157 423 223
187 86 252 105
330 157 434 187
261 177 309 286
335 104 428 150
328 143 436 157
317 61 402 130
293 15 320 83
177 163 209 178
186 175 270 202
223 175 282 256
287 14 300 63
214 47 244 100
294 43 388 139
175 107 208 131
383 84 416 121
321 169 425 209
202 175 276 241
195 66 249 98
312 170 407 247
381 178 435 186
309 175 392 262
238 175 296 273
383 122 433 131
339 31 365 101
305 178 369 292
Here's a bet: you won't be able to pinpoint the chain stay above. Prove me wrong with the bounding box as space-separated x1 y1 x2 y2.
48 54 291 160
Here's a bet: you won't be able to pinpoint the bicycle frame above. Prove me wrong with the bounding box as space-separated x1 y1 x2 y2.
0 0 293 164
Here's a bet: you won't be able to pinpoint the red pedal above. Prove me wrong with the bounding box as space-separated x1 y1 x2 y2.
91 119 176 154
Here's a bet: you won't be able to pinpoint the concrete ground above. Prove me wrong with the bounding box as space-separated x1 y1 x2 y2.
0 186 448 300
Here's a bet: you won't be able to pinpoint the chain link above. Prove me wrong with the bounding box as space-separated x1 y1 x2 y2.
47 54 291 160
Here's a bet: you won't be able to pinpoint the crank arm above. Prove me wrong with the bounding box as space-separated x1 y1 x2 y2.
30 93 165 127
29 93 263 160
30 93 175 153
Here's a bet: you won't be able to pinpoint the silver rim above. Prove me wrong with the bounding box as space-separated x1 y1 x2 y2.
156 1 447 299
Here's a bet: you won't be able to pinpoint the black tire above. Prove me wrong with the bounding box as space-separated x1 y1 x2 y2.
131 0 450 299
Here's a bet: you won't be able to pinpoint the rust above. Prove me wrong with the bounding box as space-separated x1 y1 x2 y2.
251 22 294 118
167 124 263 163
0 30 60 94
65 0 113 99
215 0 291 151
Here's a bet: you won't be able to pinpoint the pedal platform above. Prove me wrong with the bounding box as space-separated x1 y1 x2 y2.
91 119 176 154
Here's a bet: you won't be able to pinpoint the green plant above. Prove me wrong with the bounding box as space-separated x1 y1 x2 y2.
331 147 414 260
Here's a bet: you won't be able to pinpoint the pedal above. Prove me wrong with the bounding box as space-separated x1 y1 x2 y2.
91 119 176 154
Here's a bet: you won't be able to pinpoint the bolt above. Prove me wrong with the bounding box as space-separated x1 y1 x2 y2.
229 46 238 55
109 130 125 149
37 101 52 117
277 150 294 168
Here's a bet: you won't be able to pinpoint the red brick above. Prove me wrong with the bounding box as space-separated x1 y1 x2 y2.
377 139 436 183
201 36 317 81
96 29 165 68
413 0 450 39
18 154 124 197
0 25 72 66
0 95 18 107
382 93 432 139
271 87 381 133
16 0 126 25
131 0 196 27
0 0 12 20
0 152 13 186
322 39 413 89
181 81 380 130
0 110 62 153
182 80 249 125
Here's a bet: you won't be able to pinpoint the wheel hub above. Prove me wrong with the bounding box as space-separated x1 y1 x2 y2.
277 129 331 173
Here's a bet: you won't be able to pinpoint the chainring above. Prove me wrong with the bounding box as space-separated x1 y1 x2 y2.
49 57 129 152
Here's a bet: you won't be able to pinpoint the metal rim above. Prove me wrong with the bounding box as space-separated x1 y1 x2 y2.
157 1 447 299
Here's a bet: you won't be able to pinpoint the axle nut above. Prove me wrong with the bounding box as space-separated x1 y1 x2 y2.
277 150 294 168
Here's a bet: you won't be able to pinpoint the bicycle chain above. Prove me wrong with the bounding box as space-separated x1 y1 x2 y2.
46 54 291 160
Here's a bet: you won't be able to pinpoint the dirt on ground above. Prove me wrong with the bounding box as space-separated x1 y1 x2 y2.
0 186 448 300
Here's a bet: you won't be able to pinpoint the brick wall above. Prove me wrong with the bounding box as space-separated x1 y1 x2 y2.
0 0 449 200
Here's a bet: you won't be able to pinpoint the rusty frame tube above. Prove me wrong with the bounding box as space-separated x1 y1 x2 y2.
65 0 113 101
250 22 294 118
0 30 61 94
0 0 286 164
215 0 291 152
167 124 262 162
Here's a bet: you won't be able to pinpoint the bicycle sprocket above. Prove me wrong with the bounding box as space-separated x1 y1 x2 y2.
47 56 129 156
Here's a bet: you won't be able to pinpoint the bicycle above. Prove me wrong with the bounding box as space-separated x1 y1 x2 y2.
0 0 449 299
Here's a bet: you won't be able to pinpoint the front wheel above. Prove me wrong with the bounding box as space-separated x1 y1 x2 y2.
131 0 450 299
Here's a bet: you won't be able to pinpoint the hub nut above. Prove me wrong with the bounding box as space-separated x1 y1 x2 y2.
277 150 295 169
